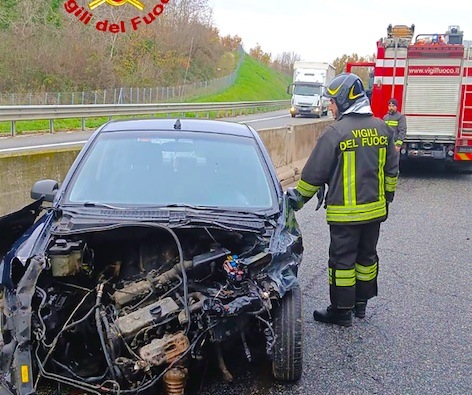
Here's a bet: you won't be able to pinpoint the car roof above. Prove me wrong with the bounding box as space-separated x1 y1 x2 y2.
99 118 255 138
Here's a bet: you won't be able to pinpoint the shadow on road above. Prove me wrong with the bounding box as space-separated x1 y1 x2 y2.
185 335 293 395
399 160 472 180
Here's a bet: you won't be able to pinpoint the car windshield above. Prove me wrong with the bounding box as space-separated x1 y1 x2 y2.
65 130 276 209
293 84 322 96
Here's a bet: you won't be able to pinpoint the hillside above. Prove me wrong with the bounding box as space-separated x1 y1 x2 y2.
0 53 292 134
0 1 230 92
0 1 296 96
195 55 292 102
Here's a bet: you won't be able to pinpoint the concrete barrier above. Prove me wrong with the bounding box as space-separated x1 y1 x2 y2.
258 121 331 187
0 120 332 215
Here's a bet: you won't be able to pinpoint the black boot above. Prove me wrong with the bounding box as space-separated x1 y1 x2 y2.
353 301 367 319
313 305 352 327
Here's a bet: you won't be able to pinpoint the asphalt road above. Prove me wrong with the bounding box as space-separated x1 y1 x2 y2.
194 162 472 395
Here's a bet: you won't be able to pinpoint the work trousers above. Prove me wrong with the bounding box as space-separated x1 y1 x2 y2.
328 221 381 309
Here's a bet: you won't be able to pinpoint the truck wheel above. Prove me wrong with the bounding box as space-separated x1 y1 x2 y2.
271 284 303 382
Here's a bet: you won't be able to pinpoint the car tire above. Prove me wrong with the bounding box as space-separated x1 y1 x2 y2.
271 284 303 382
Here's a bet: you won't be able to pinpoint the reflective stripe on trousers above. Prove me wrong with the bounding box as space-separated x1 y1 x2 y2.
328 222 381 309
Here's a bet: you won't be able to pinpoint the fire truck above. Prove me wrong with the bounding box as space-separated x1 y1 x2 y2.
347 24 472 167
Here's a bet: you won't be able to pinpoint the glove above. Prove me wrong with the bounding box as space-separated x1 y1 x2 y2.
286 187 306 211
385 192 394 219
315 184 326 211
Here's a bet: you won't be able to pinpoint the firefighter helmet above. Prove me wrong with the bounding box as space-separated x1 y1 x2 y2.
324 72 366 113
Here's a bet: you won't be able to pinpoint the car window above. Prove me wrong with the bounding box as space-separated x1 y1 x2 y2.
66 130 276 209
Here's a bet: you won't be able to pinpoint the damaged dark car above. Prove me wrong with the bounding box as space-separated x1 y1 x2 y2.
0 118 303 394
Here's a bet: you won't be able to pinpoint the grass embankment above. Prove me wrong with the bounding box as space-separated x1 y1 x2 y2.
194 55 291 102
0 55 291 136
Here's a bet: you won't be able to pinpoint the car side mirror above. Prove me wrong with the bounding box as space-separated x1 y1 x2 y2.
31 179 59 202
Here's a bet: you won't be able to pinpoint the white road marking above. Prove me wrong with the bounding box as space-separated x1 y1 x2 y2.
0 140 88 153
239 114 289 123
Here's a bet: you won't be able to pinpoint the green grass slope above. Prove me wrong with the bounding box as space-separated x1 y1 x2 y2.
194 55 291 102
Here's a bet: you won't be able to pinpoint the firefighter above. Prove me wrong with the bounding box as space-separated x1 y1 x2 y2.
383 98 407 153
287 72 399 327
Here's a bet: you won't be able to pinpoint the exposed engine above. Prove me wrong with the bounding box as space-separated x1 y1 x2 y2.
17 225 280 393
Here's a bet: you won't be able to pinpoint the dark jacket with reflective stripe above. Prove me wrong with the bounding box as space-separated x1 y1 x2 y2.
298 114 399 225
383 111 407 145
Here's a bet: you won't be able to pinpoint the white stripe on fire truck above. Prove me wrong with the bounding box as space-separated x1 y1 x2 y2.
376 59 407 68
377 77 472 85
377 77 405 84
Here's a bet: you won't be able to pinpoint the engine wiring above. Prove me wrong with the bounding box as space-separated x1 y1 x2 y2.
33 323 219 394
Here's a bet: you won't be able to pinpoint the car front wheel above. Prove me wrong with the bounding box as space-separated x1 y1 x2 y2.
271 284 303 382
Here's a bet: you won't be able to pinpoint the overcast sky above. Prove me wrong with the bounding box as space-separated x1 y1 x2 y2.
209 0 472 62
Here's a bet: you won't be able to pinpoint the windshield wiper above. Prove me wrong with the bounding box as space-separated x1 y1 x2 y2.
164 204 271 218
82 202 129 210
165 203 207 209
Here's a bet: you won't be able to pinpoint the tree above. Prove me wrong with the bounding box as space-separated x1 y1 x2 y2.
249 44 272 64
332 53 376 88
221 34 242 51
272 51 300 76
0 0 62 32
0 0 228 92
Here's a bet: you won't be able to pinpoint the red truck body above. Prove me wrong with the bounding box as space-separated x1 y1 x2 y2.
347 24 472 164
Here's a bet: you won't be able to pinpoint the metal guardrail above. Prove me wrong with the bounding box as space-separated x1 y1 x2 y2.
0 100 290 136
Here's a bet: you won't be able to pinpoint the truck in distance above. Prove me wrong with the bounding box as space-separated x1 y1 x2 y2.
287 61 336 118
